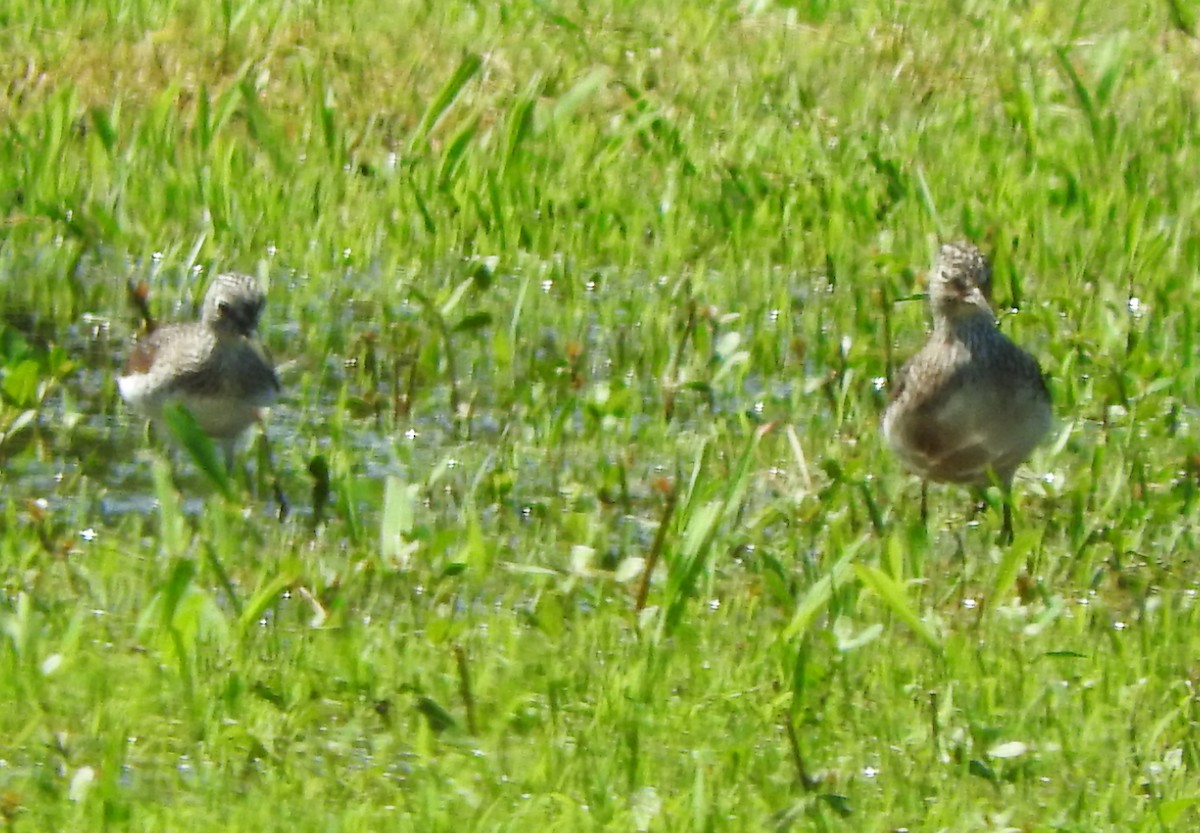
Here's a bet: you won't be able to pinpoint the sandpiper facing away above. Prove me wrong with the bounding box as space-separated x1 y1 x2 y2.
119 273 280 470
881 242 1051 541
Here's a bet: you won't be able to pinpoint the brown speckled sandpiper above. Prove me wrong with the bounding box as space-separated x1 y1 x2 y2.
119 273 280 470
882 242 1051 541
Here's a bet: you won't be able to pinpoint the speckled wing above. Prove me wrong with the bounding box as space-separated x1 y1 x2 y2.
161 336 278 439
882 345 983 482
883 336 1050 487
222 339 280 407
167 337 279 404
118 323 215 416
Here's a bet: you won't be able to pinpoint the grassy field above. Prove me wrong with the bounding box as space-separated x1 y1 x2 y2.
3 0 1200 829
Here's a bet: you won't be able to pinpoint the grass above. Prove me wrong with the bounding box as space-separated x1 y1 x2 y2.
2 0 1200 829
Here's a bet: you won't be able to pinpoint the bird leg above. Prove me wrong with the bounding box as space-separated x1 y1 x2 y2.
257 426 289 522
1000 500 1014 545
998 484 1015 545
220 440 237 481
968 482 1015 545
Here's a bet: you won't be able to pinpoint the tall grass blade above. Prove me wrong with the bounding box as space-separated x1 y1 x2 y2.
1054 47 1105 156
782 539 865 641
237 564 301 633
989 530 1037 613
853 564 942 653
381 475 419 568
162 403 234 500
238 72 290 173
501 81 539 175
88 105 118 153
546 68 611 130
152 457 189 558
408 52 483 153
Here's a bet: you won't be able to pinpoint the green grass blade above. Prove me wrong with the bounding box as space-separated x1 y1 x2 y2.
853 564 942 654
238 71 290 173
989 529 1037 612
438 114 479 190
501 80 539 175
782 537 866 642
152 457 189 558
381 475 419 567
546 67 611 131
237 564 301 634
1054 46 1104 155
162 403 234 500
408 52 483 153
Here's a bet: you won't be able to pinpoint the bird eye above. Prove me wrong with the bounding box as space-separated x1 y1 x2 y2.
217 301 231 315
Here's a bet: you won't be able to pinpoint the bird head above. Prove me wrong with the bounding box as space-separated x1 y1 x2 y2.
202 274 267 336
928 242 994 321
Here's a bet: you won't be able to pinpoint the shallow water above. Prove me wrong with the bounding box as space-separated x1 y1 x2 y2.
1 255 837 558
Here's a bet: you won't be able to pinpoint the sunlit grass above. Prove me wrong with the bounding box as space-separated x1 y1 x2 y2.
2 0 1200 829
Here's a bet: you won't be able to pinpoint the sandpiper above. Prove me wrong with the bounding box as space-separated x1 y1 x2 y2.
119 273 280 470
881 242 1051 541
